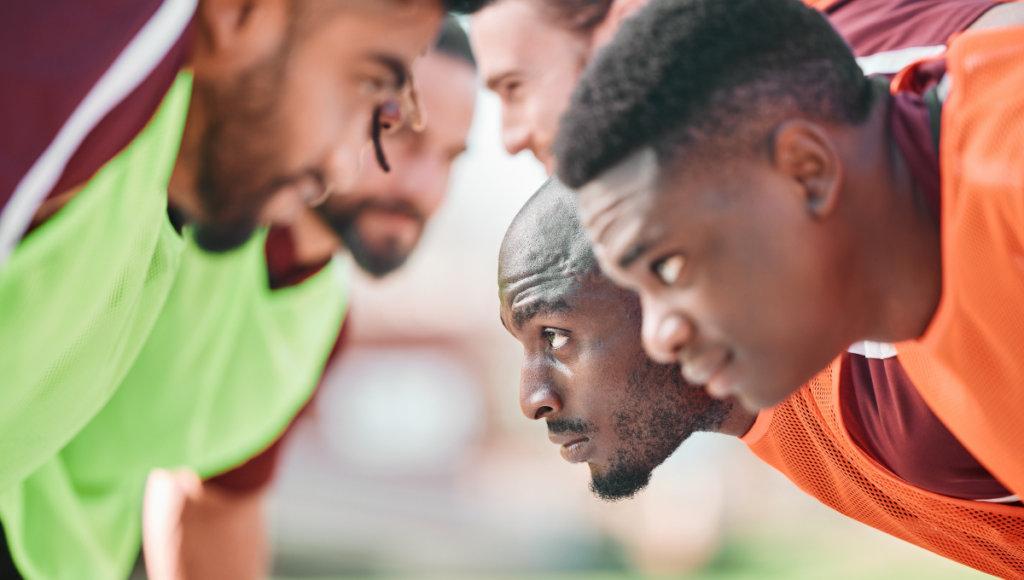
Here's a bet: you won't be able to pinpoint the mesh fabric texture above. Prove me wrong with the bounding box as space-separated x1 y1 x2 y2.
0 72 188 494
896 23 1024 505
0 230 348 580
747 358 1024 579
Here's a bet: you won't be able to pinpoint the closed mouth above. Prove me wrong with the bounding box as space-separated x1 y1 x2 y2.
557 437 591 464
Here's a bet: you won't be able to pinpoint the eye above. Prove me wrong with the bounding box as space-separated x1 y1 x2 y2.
359 77 386 98
654 254 686 285
542 328 570 350
502 80 522 101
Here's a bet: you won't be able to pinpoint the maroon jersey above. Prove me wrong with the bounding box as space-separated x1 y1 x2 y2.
0 0 196 263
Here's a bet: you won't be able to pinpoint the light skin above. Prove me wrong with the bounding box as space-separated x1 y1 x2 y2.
164 0 445 251
471 0 645 174
579 83 943 411
146 49 478 580
500 265 754 500
307 51 478 274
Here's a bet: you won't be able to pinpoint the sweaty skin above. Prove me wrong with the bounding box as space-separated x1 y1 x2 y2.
577 81 942 410
499 179 754 500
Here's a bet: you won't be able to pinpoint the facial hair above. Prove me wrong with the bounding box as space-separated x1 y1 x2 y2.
316 198 426 277
191 37 295 253
588 358 733 502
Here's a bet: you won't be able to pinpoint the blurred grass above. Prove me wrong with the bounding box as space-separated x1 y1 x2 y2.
273 527 993 580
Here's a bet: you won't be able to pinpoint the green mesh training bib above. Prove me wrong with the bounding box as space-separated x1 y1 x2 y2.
0 73 190 494
1 228 348 580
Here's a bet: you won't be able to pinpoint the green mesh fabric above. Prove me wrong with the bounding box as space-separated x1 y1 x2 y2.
0 73 190 494
1 227 348 580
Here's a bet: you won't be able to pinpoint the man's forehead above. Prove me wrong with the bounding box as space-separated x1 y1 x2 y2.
472 0 548 79
577 147 660 261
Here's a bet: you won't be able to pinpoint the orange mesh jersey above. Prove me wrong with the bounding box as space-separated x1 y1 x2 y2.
743 358 1024 579
895 25 1024 503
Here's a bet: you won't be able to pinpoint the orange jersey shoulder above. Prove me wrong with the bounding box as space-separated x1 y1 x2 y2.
898 24 1024 501
746 359 1024 579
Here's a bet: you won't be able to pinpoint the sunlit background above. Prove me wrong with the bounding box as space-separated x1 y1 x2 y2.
263 69 992 580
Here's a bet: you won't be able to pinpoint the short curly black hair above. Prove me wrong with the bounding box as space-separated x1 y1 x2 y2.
554 0 873 188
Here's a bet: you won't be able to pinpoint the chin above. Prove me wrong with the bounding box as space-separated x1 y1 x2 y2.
733 363 813 411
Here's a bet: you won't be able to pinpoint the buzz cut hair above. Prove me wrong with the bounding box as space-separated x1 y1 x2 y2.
554 0 874 189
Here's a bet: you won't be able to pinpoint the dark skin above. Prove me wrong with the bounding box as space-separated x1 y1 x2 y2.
579 81 943 411
499 269 755 500
576 3 1024 412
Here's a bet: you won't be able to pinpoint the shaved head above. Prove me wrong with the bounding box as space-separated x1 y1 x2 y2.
499 177 600 327
498 178 750 501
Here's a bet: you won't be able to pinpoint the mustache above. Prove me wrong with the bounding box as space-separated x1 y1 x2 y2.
322 197 426 224
546 417 597 436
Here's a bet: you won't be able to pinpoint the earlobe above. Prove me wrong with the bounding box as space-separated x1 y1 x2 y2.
200 0 272 57
589 0 649 55
772 120 842 219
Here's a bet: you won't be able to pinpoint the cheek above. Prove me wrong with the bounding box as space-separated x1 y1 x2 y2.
275 62 373 174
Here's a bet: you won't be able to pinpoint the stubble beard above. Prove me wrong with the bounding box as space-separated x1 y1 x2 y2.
589 357 732 502
192 39 294 253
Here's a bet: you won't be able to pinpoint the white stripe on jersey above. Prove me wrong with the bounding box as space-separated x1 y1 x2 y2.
0 0 198 269
848 341 899 359
855 44 947 76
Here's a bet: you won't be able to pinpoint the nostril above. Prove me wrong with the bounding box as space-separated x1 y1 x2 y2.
534 406 554 420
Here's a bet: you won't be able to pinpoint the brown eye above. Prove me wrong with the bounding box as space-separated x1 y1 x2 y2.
654 254 686 285
543 329 569 349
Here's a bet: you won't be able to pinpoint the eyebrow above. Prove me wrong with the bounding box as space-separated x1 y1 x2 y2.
618 238 656 270
368 53 408 89
511 297 572 330
485 70 516 92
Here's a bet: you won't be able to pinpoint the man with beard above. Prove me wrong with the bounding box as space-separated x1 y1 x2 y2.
0 0 486 493
140 18 478 580
0 3 484 579
499 179 754 501
500 179 1024 577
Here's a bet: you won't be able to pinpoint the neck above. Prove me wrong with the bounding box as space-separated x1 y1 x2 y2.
839 88 943 344
721 402 758 438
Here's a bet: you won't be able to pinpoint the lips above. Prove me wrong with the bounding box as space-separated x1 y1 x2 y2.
548 433 592 464
681 347 732 397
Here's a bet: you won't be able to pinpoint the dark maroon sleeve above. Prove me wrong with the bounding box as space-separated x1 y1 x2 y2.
264 226 332 290
205 312 351 493
0 0 186 210
824 0 997 57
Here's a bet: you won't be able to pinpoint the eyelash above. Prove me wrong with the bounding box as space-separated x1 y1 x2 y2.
542 328 570 350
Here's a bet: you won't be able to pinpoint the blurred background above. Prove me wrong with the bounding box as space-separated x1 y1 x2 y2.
263 77 992 580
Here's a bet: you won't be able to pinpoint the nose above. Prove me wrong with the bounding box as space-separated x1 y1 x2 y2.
326 140 366 195
519 359 563 420
642 302 694 364
397 153 448 217
501 105 532 157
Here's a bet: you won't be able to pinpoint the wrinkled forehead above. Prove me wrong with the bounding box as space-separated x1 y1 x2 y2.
498 223 595 313
577 147 661 261
499 179 600 315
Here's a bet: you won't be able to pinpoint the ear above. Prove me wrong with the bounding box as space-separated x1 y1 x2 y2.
588 0 649 56
197 0 286 66
771 120 843 219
